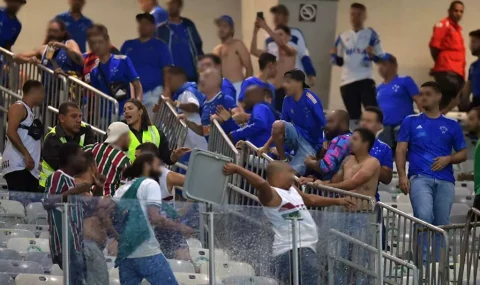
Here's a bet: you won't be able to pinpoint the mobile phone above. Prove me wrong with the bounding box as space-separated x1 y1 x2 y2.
257 12 264 20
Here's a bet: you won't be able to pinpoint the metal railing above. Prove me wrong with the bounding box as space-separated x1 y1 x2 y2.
457 208 480 284
153 95 188 153
0 85 23 151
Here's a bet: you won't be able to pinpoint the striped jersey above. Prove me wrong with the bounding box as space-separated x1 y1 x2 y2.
44 170 84 258
83 143 130 196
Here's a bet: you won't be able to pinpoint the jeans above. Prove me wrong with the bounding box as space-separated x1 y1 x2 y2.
283 121 317 176
84 240 108 285
272 247 319 285
119 253 178 285
53 249 87 285
409 174 454 262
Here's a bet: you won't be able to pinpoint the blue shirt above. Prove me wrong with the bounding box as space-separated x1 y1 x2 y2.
222 78 237 100
377 75 419 126
398 113 466 183
0 8 21 49
468 59 480 97
369 139 393 201
41 40 83 75
120 38 173 93
281 90 326 149
55 12 93 53
169 22 196 79
151 6 168 27
89 54 139 115
201 93 236 140
222 102 276 148
238 76 276 102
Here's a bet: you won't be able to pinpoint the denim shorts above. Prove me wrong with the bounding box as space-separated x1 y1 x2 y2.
283 121 317 176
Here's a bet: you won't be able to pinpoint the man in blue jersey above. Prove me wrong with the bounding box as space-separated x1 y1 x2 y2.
121 13 173 118
0 0 25 50
179 68 238 141
238 52 277 106
138 0 168 27
157 0 203 82
396 81 467 260
89 31 143 117
217 85 276 148
459 29 480 109
260 69 326 176
376 53 421 148
267 4 316 87
55 0 93 53
197 53 236 100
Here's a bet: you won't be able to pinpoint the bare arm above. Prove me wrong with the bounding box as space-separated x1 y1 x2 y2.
262 24 296 56
459 80 472 104
250 28 265 58
379 166 393 185
6 104 29 158
166 171 185 192
13 46 44 63
450 148 467 164
147 206 193 234
296 187 346 208
64 40 85 66
132 80 143 101
183 118 204 136
327 159 380 191
178 103 199 113
395 142 408 178
412 96 424 112
237 41 253 77
329 156 348 183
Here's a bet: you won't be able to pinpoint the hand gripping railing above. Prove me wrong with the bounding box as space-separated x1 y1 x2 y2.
376 202 449 285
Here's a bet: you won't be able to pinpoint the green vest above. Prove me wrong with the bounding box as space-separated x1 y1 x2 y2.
128 126 160 161
39 124 87 187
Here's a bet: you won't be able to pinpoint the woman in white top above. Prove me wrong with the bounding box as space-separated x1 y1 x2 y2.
223 161 355 285
2 80 45 192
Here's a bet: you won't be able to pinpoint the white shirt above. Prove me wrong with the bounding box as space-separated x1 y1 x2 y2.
265 28 309 72
177 90 208 151
2 101 41 178
158 166 173 202
335 28 384 86
262 186 318 256
114 178 163 258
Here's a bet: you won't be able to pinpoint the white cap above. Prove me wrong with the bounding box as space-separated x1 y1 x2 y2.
105 122 130 144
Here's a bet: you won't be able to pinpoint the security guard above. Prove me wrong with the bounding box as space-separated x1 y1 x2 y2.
39 102 95 190
123 98 190 163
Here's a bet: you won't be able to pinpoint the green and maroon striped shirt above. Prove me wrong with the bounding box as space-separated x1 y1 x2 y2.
84 143 130 196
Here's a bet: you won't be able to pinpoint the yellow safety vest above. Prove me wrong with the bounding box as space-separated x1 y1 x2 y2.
128 125 160 161
39 124 87 187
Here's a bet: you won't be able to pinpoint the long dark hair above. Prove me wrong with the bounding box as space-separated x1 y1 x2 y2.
125 99 152 127
43 19 70 45
123 152 156 179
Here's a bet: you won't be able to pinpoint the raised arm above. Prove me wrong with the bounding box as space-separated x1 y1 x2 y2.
258 19 296 57
63 40 85 66
250 24 265 58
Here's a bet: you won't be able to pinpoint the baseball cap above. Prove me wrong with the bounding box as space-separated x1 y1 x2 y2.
284 69 310 89
136 13 155 24
104 122 130 144
379 53 398 65
270 4 289 16
215 15 234 28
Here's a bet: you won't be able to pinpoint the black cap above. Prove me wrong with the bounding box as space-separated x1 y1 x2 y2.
136 13 155 24
284 69 309 89
270 4 289 16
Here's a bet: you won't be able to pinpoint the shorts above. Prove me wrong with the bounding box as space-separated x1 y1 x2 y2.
119 253 178 285
340 79 377 120
232 81 243 104
84 240 108 285
433 72 465 110
272 248 319 285
283 121 317 176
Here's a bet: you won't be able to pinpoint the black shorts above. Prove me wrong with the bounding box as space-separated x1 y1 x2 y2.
274 87 286 112
340 79 377 120
4 169 40 192
433 72 465 110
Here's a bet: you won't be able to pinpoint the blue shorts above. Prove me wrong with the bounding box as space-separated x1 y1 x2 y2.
119 253 178 285
283 121 316 176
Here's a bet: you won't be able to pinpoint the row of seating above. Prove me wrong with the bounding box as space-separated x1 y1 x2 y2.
0 201 47 227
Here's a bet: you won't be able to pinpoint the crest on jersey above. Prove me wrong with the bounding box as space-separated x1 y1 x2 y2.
440 126 448 134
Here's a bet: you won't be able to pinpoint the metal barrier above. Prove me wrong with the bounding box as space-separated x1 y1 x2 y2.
377 201 449 285
457 208 480 284
153 95 188 152
208 119 239 163
0 85 23 151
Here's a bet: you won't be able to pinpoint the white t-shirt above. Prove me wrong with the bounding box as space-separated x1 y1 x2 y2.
335 28 384 86
158 166 173 201
177 91 208 151
265 28 309 72
114 178 163 258
262 186 318 256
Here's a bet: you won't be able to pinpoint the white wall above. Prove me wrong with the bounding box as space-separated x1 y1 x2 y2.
329 0 480 110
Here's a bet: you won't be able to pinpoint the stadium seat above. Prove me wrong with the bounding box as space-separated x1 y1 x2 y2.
199 261 255 280
0 248 21 260
449 203 471 223
186 238 202 248
0 260 44 277
105 256 116 271
6 238 49 254
174 273 221 285
38 231 49 239
15 274 63 285
25 252 53 271
49 264 62 276
0 272 14 285
168 259 195 273
25 202 48 225
0 229 35 247
0 200 26 226
13 224 49 233
109 278 120 285
222 276 279 285
189 248 229 266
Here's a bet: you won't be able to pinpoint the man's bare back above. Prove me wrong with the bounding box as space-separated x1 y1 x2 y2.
273 44 296 88
342 155 380 198
213 39 250 83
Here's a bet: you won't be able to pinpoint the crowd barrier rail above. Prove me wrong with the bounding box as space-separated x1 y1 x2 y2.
153 96 188 152
0 85 23 151
457 208 480 284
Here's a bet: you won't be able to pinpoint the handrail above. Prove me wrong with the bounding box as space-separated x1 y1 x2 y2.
308 182 376 205
66 75 119 105
161 95 187 128
0 85 22 100
243 141 275 162
211 119 239 156
0 46 13 56
47 106 106 136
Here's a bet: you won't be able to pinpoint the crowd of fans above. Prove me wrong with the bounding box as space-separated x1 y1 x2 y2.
0 0 479 284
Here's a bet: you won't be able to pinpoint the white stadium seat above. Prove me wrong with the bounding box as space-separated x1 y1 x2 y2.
25 252 53 271
168 259 195 273
0 248 21 261
200 261 255 280
174 273 221 285
0 229 35 247
0 200 26 226
25 202 48 225
0 272 13 285
6 238 49 254
222 276 279 285
15 274 63 285
189 248 229 267
105 256 116 271
38 231 49 239
49 264 62 276
186 238 202 249
0 260 44 277
13 224 49 235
